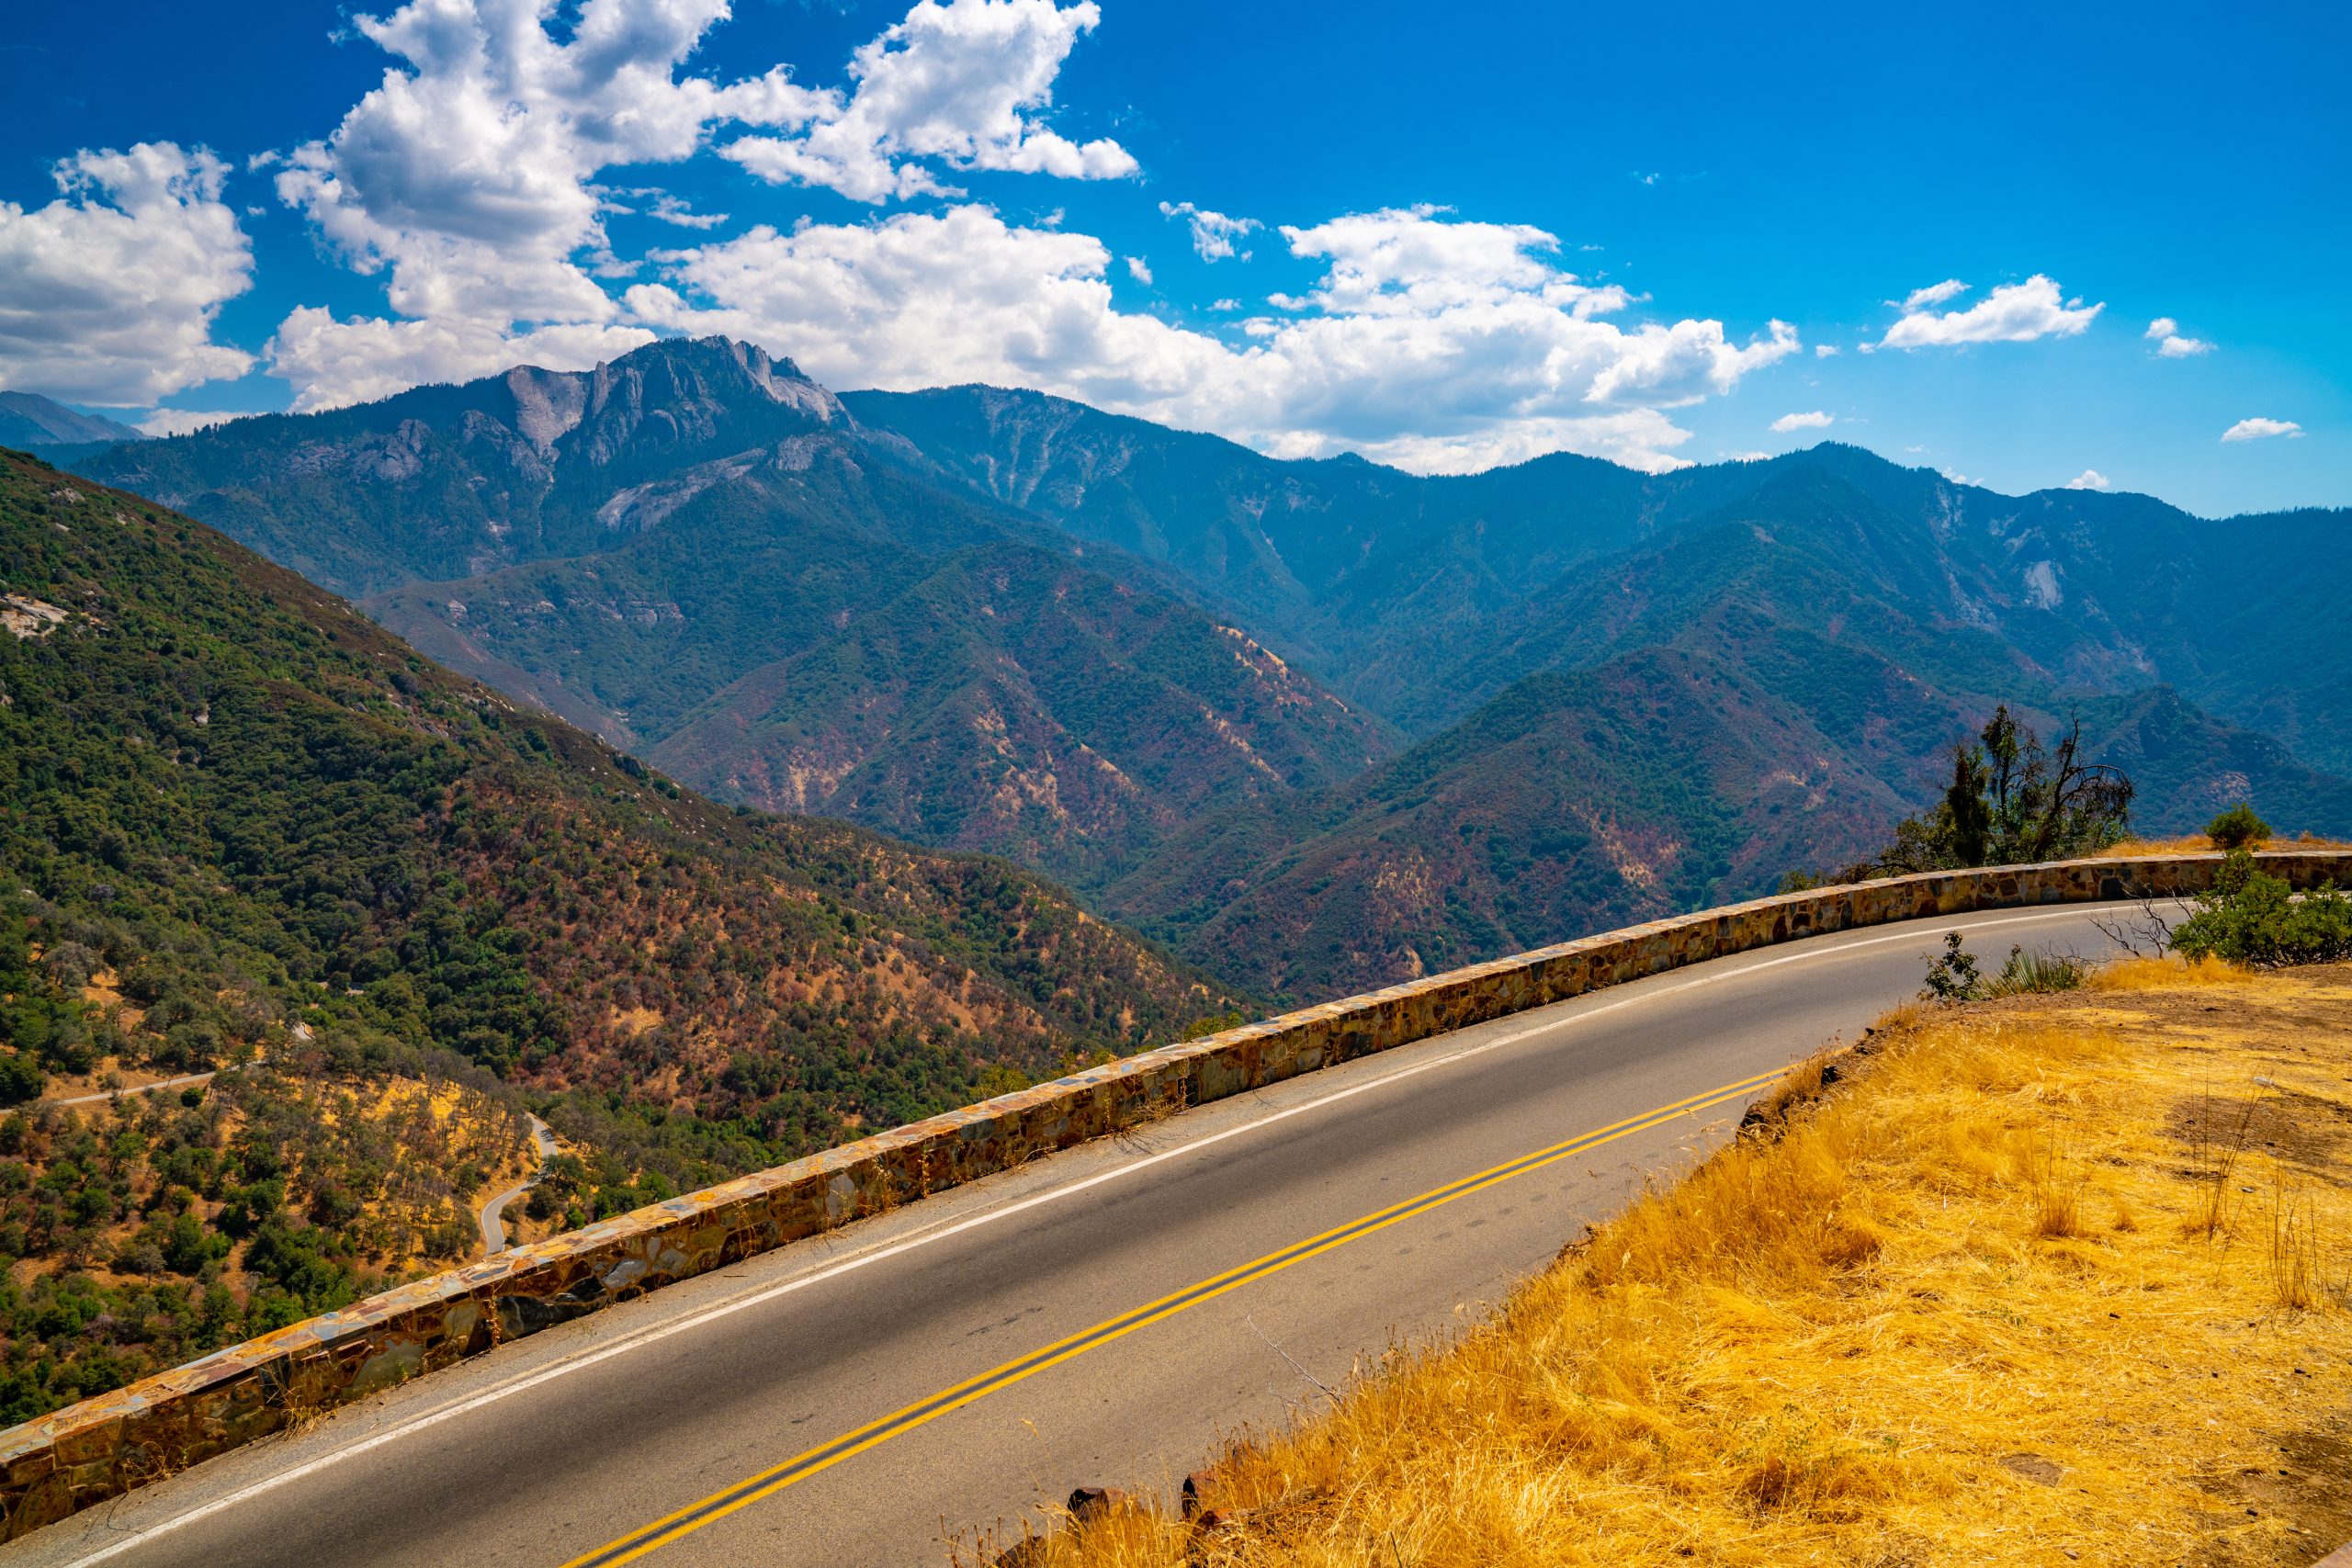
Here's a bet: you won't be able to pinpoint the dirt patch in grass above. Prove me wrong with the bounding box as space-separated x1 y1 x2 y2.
991 963 2352 1568
2165 1089 2348 1189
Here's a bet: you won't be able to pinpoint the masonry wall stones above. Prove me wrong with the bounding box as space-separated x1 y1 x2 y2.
5 851 2345 1536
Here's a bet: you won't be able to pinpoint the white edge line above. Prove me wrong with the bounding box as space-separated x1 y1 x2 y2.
51 904 2109 1566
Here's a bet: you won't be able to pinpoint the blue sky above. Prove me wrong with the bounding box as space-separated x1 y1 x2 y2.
2 0 2344 516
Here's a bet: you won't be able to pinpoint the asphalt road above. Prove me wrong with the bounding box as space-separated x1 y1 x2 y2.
6 904 2138 1568
476 1113 562 1256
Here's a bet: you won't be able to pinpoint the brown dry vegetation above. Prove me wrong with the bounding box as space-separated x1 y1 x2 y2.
2092 832 2352 859
1011 957 2352 1568
3 1068 532 1290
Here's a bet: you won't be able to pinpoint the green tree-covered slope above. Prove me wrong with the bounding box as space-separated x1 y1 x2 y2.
1102 647 1907 1000
0 449 1241 1416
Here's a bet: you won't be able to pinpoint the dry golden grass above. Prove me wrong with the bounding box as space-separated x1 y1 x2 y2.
2090 831 2352 860
2086 953 2255 992
2091 832 2226 858
1009 963 2352 1568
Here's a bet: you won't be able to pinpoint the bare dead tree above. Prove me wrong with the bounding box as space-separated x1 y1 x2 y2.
2087 872 2186 957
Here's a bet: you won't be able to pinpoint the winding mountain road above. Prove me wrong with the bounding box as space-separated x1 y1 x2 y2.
475 1114 561 1257
3 905 2139 1568
43 1058 262 1110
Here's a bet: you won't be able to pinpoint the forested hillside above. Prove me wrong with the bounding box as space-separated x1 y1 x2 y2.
64 345 2352 1005
1103 648 1905 998
0 449 1234 1418
1102 485 2352 999
852 393 2352 771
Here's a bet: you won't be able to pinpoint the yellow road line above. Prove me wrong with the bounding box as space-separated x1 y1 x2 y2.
560 1064 1785 1567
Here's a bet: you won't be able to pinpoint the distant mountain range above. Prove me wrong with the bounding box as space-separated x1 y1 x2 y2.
59 336 2352 999
76 342 1392 891
853 386 2352 771
0 391 141 449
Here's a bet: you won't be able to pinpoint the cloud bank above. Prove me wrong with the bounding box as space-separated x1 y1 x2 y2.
1879 275 2103 349
258 0 1142 411
0 142 254 405
3 0 1803 475
630 203 1799 472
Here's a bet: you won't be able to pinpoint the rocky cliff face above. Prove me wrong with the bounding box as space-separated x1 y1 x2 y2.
72 336 852 592
559 339 842 480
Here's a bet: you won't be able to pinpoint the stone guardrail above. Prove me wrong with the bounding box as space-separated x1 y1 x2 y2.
6 850 2346 1537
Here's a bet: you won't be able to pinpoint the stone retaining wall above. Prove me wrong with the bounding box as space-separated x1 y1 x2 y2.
6 851 2345 1536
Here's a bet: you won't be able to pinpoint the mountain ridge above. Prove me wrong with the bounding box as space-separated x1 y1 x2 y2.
71 343 1408 886
59 338 2352 1000
0 392 142 449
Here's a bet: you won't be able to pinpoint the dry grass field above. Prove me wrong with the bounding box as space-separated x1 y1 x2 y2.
1001 956 2352 1568
2090 832 2352 859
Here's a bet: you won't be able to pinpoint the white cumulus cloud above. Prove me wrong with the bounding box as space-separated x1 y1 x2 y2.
2221 417 2302 442
1897 278 1969 313
1880 275 2103 349
1159 200 1259 262
267 310 653 412
2144 316 2213 357
1770 410 1834 433
266 0 1130 412
1272 206 1623 318
721 0 1134 203
135 409 267 437
267 0 824 408
1814 344 1839 358
2064 468 2112 490
0 142 254 405
233 2 1795 471
629 202 1799 474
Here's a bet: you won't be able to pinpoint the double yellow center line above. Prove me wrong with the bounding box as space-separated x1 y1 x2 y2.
561 1064 1784 1567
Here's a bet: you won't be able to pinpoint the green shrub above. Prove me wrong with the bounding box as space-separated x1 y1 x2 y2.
2204 803 2270 850
1921 934 2086 1002
0 1055 40 1106
2172 850 2352 966
1986 944 2087 996
1920 932 1983 1001
1180 1009 1250 1041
